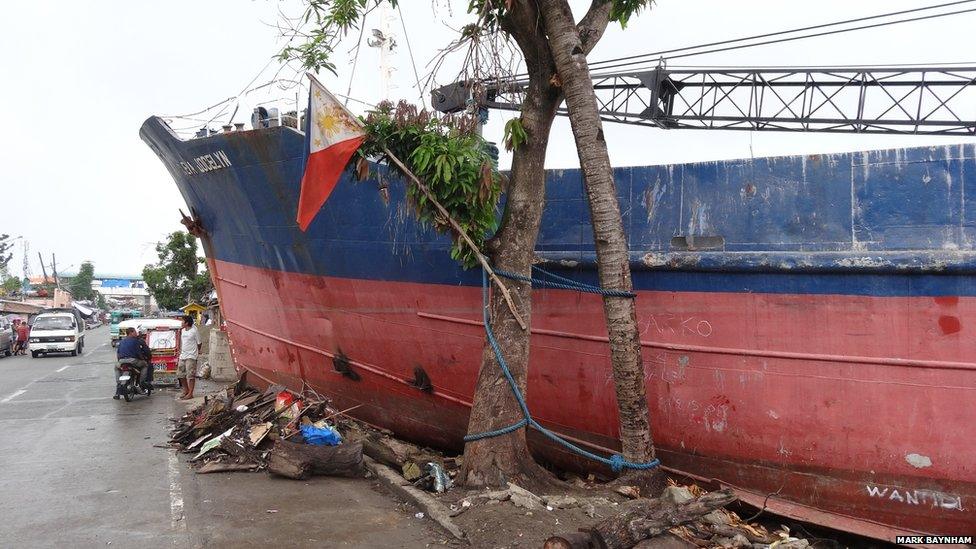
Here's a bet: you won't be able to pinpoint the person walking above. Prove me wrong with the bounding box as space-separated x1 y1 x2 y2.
10 320 19 353
177 315 201 400
15 320 29 355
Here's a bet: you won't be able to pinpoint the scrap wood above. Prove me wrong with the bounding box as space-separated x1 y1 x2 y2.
196 461 259 474
317 403 362 423
186 433 211 450
230 392 261 410
248 422 273 446
220 432 264 463
345 426 443 472
193 428 233 460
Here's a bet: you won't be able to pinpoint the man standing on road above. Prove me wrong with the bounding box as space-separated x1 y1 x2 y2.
177 315 201 400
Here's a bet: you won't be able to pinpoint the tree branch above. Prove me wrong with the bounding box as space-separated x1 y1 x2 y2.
577 0 613 54
381 146 527 331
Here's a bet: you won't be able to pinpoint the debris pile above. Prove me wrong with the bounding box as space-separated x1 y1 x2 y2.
169 383 359 476
544 482 813 549
169 382 457 491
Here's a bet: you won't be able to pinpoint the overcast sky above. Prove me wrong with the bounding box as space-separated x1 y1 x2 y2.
2 0 974 276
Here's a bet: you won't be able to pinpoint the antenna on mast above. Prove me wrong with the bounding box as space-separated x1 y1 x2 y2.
367 3 397 101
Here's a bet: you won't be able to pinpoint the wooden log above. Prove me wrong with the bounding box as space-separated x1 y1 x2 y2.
590 489 736 549
351 431 441 471
267 440 364 480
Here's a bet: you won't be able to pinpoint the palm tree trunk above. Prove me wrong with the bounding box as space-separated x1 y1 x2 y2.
537 0 654 464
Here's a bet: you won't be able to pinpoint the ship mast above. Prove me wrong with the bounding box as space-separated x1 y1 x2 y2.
368 3 397 102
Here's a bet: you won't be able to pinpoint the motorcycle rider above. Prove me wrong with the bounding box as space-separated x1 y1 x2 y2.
114 327 152 399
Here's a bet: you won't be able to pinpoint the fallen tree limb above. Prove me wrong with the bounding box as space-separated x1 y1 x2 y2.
544 489 737 549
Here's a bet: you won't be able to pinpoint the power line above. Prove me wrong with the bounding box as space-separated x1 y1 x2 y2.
505 0 976 80
397 3 426 105
345 18 368 107
591 6 976 75
656 60 976 70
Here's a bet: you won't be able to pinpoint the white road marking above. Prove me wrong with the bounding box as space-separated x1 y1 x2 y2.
167 451 186 533
56 364 72 373
1 389 27 403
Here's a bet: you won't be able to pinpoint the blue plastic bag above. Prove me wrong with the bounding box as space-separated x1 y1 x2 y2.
300 424 342 446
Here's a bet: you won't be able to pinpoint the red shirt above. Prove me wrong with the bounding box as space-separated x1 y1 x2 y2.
16 324 28 341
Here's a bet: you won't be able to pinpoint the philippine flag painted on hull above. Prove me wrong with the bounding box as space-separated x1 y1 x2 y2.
296 75 366 231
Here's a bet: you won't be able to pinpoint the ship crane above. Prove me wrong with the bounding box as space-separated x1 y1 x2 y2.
432 65 976 136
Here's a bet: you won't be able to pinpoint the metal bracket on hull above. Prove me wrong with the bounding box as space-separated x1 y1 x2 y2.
180 208 208 238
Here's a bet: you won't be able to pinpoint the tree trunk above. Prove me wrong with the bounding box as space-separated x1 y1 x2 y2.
459 63 561 491
459 1 616 489
537 0 654 465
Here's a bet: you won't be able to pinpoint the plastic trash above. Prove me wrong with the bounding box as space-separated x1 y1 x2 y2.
275 391 295 411
425 462 452 493
300 423 342 446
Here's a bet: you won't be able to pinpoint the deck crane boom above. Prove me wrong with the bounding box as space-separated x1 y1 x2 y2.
432 65 976 135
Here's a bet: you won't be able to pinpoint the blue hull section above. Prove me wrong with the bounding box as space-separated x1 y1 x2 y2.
140 117 976 296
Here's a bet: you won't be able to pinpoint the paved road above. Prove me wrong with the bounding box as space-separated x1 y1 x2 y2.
0 327 439 548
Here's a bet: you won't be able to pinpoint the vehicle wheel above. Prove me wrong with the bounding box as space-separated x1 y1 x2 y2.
31 351 39 358
70 346 78 357
123 387 132 402
3 346 10 357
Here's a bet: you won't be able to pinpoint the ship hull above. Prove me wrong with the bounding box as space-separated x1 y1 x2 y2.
141 117 975 539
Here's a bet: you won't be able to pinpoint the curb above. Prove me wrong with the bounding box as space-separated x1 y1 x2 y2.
363 456 466 541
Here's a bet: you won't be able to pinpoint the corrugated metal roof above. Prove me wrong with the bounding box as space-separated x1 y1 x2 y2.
0 300 45 314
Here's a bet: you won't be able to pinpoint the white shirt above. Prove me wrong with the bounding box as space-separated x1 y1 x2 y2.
180 325 200 360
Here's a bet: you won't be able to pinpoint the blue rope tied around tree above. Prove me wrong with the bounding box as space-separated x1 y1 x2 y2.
493 266 636 298
464 269 660 473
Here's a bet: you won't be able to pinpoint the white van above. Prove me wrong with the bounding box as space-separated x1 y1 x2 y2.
29 312 86 358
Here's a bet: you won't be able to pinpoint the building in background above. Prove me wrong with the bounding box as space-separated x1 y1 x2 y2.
91 274 156 313
0 300 45 323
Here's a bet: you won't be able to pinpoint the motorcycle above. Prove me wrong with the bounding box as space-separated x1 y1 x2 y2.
117 361 152 402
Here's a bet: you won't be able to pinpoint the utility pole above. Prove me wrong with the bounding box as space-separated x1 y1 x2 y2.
52 253 60 289
38 251 48 284
21 241 30 300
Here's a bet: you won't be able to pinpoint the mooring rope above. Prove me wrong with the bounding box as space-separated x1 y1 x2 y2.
464 268 659 473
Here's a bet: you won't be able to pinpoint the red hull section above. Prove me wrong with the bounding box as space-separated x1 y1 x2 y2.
212 258 975 538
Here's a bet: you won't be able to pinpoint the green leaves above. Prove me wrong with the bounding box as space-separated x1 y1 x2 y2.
503 117 527 151
279 0 399 74
360 101 502 268
142 231 213 310
68 261 96 301
610 0 655 28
